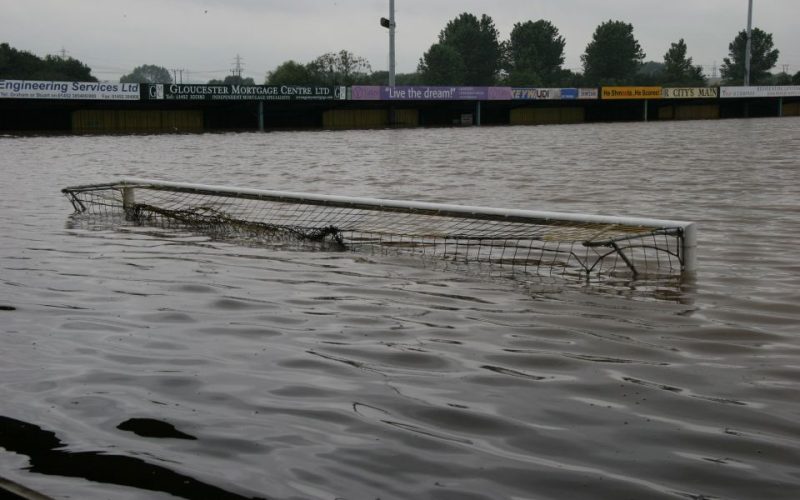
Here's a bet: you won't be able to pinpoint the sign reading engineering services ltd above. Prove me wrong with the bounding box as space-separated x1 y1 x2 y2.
0 80 140 100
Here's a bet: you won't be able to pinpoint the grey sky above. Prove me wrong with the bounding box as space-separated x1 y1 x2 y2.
2 0 798 82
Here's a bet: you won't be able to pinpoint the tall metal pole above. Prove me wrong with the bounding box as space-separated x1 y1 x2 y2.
389 0 396 87
744 0 753 86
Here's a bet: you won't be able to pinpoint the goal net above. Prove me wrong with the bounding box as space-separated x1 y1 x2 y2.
62 178 696 280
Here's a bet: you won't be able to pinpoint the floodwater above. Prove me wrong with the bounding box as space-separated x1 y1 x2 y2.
1 119 799 499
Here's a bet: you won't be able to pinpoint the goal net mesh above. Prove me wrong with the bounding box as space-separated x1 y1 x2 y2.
62 180 691 280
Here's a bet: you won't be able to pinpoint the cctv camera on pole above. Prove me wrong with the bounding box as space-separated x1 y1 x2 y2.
379 0 396 87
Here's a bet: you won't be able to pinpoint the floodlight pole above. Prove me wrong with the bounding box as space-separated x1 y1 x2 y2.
389 0 396 87
744 0 753 86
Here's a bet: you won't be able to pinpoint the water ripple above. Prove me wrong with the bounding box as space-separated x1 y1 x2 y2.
2 120 800 498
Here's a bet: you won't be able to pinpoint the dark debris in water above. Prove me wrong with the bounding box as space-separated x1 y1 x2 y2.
0 305 15 311
482 365 547 381
117 418 197 440
0 415 264 499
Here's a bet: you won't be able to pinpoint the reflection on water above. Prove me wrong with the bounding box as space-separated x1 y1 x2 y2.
0 416 260 499
1 119 800 499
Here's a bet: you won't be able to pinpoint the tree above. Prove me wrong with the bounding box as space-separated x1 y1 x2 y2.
558 69 585 87
507 20 565 86
366 71 420 85
637 61 665 85
581 20 645 85
120 64 172 83
309 50 372 86
422 13 502 85
662 39 706 85
793 71 800 85
38 55 96 81
503 67 542 87
266 51 374 86
208 75 256 85
767 72 793 85
0 42 96 81
0 43 34 79
266 60 315 85
720 28 779 85
418 43 466 85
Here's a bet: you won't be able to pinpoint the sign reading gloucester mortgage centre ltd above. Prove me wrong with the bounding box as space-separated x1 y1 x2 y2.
0 80 140 100
148 84 346 101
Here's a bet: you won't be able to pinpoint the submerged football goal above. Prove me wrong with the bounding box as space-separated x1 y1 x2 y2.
62 178 696 280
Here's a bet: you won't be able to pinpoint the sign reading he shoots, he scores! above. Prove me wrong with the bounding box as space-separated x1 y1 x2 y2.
0 80 140 100
601 87 662 100
148 84 347 101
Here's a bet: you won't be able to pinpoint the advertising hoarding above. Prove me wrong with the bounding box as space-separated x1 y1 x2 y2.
512 88 562 100
601 87 662 100
512 88 599 100
720 86 800 98
662 87 719 99
147 84 347 101
350 86 513 101
0 80 140 100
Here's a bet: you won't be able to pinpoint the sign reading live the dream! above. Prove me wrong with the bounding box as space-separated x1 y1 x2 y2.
351 86 513 101
147 84 347 101
0 80 140 100
601 87 662 100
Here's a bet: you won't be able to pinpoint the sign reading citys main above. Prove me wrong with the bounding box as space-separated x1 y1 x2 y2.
662 88 719 99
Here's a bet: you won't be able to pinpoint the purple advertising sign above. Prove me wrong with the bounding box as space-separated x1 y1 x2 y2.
351 86 512 101
488 87 513 100
351 86 381 100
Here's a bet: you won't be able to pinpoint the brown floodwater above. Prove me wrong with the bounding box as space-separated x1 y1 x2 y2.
1 118 799 499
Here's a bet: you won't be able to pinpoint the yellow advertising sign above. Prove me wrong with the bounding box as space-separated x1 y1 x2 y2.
662 87 719 99
601 87 662 100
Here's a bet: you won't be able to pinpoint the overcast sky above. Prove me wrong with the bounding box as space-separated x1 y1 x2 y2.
2 0 798 83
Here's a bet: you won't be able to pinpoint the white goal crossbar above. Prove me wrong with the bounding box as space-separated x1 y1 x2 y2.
62 178 697 279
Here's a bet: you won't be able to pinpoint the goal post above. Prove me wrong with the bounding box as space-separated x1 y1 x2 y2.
63 178 697 279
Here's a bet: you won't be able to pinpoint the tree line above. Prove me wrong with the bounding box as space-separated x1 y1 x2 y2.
2 14 798 87
413 15 790 87
0 43 96 82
